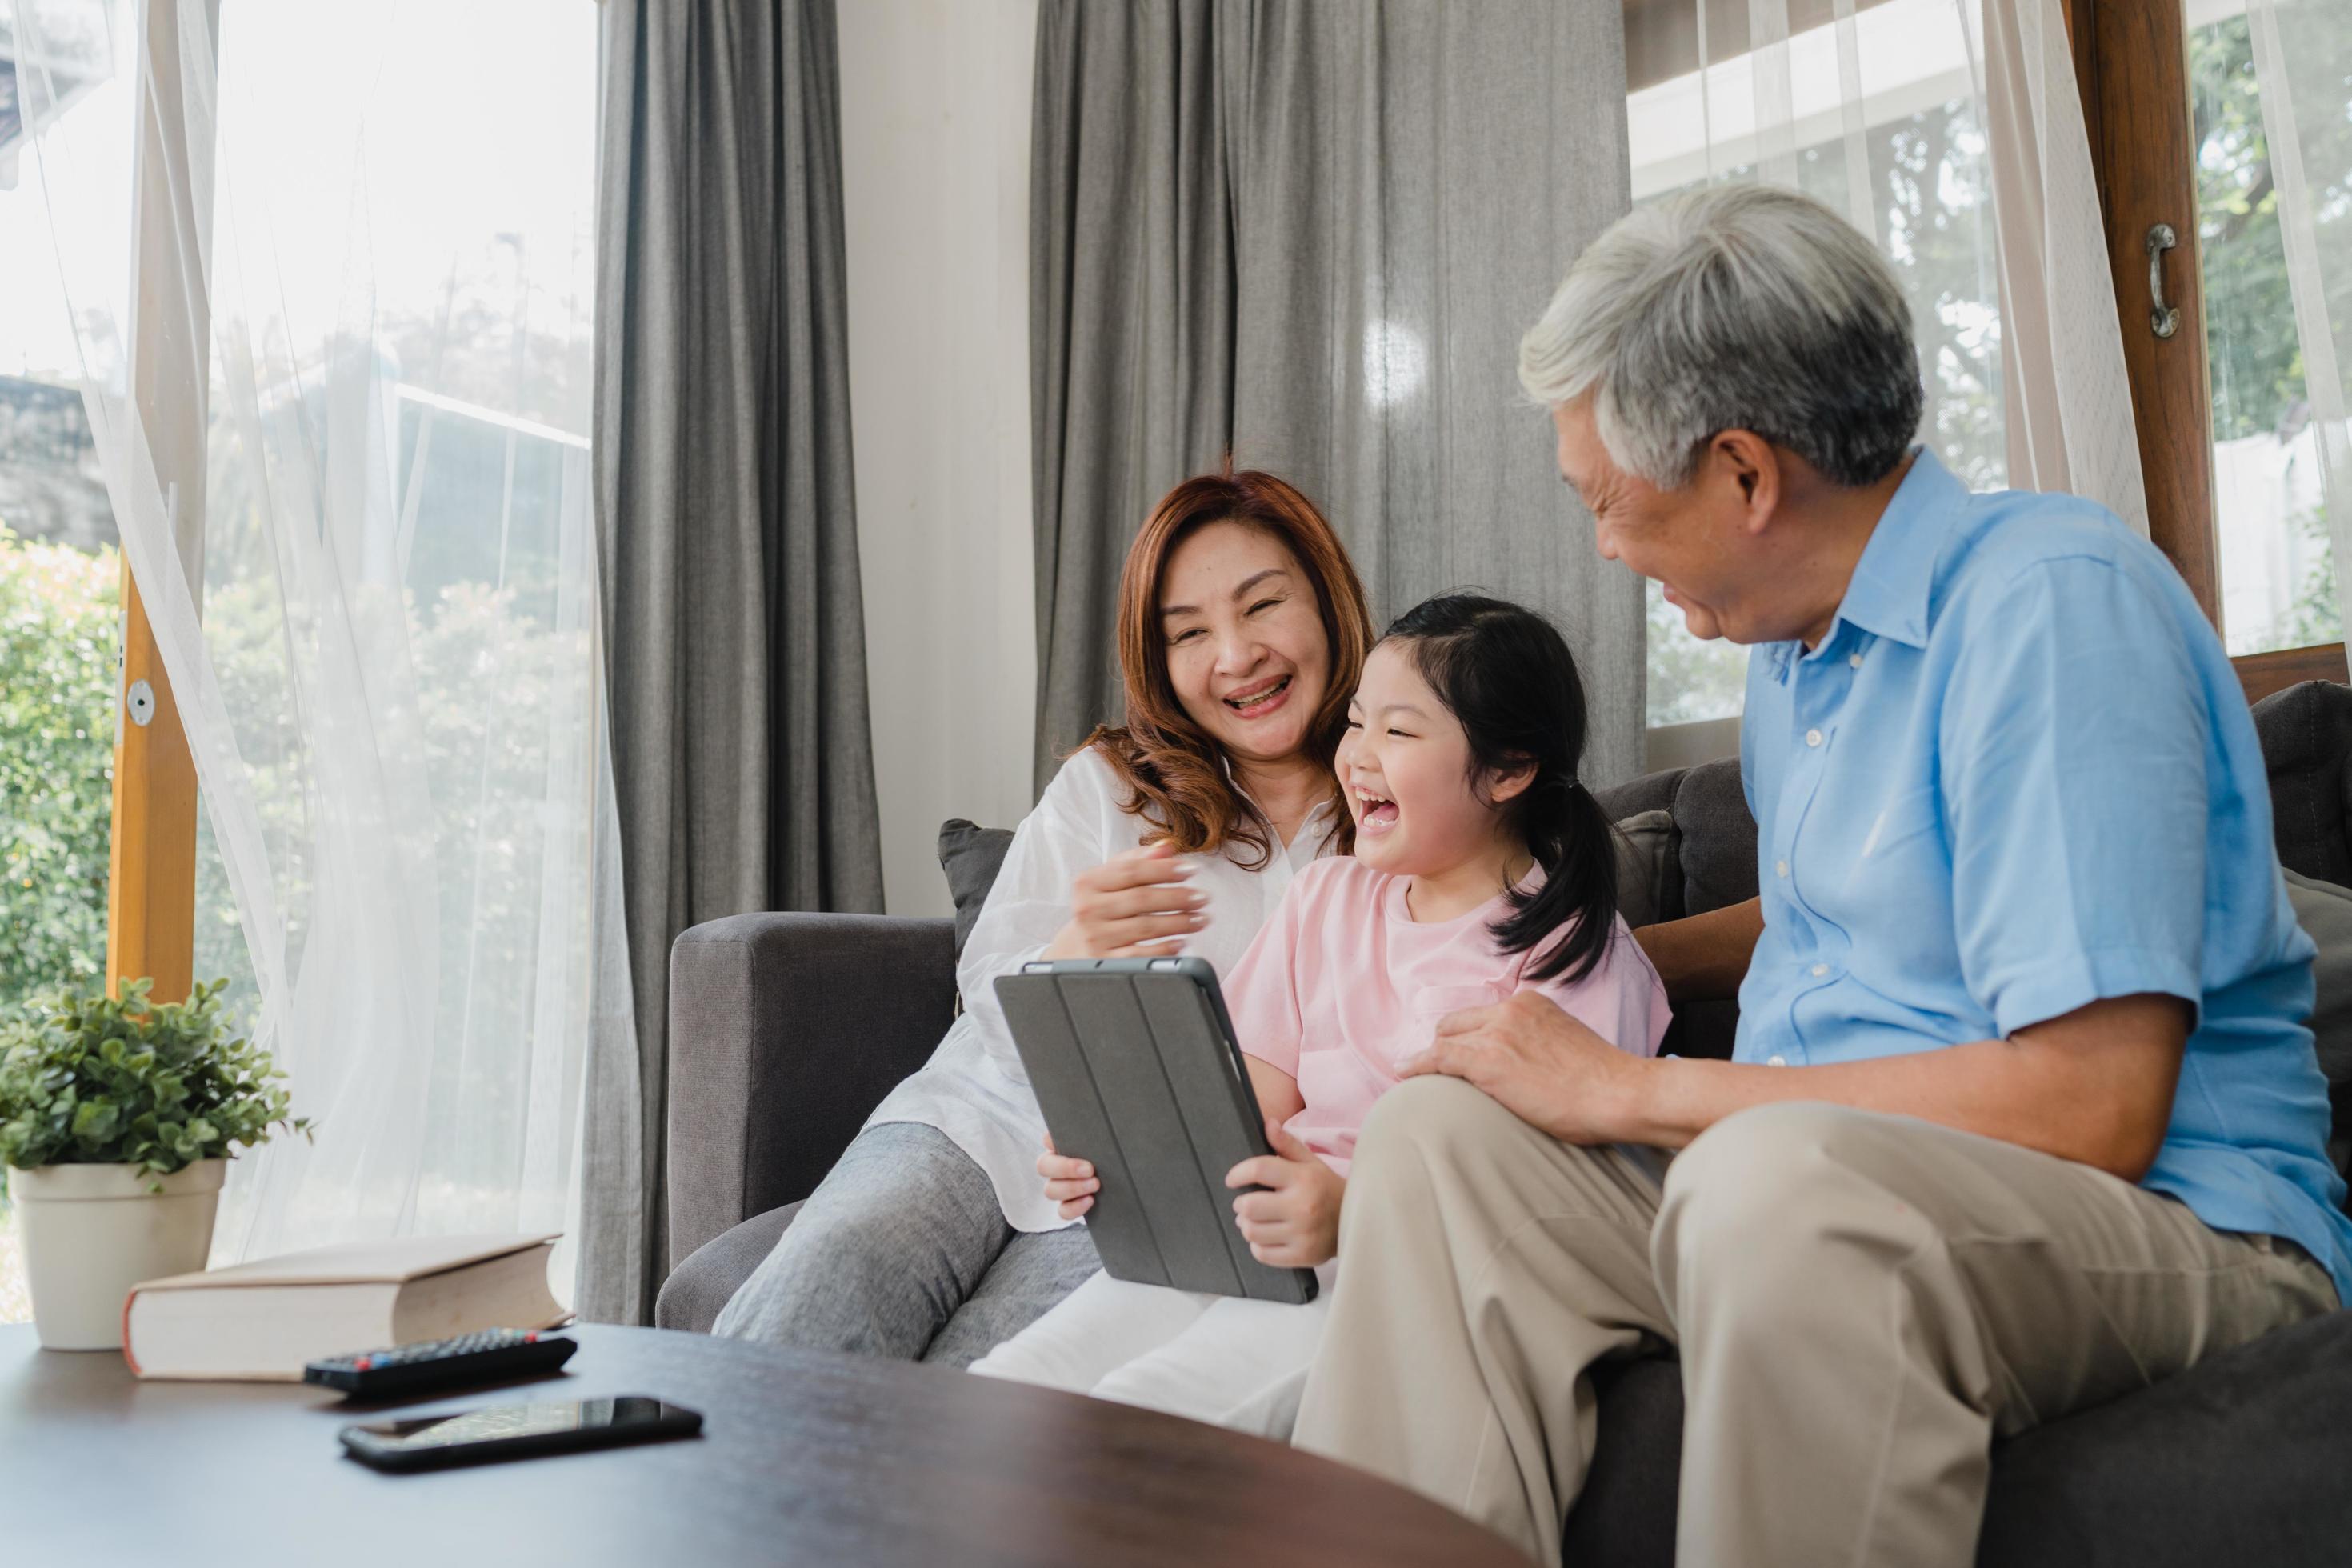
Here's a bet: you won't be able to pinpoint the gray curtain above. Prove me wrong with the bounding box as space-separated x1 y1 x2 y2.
587 0 886 1324
1030 0 1642 792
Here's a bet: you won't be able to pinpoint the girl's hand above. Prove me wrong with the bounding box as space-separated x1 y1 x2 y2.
1038 1132 1099 1221
1042 842 1207 960
1226 1122 1345 1267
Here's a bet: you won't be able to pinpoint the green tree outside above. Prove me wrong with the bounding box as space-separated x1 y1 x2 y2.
0 524 118 1019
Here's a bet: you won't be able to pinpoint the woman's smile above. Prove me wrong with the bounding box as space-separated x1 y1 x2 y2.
1223 673 1294 718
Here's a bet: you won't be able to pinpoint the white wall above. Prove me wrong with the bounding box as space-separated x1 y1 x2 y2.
838 0 1041 917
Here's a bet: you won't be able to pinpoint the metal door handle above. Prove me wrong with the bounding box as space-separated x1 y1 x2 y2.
2147 223 2181 340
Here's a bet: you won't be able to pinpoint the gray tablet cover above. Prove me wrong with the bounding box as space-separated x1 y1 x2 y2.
994 957 1318 1305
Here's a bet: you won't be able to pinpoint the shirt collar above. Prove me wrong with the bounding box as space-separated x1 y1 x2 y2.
1820 445 1965 654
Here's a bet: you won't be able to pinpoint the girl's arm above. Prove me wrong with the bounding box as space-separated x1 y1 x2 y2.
1246 1056 1306 1129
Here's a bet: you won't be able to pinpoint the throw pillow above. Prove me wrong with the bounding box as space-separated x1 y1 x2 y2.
938 819 1015 962
1611 809 1678 932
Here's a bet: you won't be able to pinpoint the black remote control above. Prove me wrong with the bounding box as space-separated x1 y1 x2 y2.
305 1329 577 1398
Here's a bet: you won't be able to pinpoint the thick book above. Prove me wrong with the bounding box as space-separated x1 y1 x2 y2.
122 1233 566 1381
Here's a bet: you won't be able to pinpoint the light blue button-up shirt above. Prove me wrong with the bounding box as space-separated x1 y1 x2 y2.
1738 446 2352 1301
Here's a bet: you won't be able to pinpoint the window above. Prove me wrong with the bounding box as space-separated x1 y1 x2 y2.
1 0 133 1325
2187 2 2352 658
1624 0 2008 746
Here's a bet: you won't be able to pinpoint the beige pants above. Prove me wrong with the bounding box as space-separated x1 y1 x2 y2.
1291 1078 2338 1566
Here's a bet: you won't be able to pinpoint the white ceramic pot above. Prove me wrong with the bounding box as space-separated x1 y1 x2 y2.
7 1158 226 1350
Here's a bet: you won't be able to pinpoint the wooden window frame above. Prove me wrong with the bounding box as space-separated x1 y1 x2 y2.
105 0 216 1006
2064 0 2346 704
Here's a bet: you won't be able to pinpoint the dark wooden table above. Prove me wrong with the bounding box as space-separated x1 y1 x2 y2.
0 1322 1521 1566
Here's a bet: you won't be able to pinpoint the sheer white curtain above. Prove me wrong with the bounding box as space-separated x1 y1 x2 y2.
11 0 627 1301
1632 0 2146 734
2245 0 2352 676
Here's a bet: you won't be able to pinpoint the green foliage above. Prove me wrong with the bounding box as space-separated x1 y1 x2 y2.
0 523 118 1018
0 977 310 1182
2189 16 2352 446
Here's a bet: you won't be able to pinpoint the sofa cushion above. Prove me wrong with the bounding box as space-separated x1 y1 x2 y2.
939 819 1016 961
2286 870 2352 1182
1555 1311 2352 1568
1671 758 1757 918
2255 681 2352 886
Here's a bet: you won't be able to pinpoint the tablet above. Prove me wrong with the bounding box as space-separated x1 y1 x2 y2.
994 956 1318 1306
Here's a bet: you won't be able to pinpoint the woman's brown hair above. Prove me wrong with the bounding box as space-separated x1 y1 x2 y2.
1081 467 1374 868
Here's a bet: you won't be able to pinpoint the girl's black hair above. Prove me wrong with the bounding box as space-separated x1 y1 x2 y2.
1382 593 1618 985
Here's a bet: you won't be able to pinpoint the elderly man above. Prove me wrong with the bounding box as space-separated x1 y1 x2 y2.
1290 182 2352 1566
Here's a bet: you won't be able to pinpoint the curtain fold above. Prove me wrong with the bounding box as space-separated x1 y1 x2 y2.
1028 0 1236 791
1980 0 2150 534
1029 0 1642 792
590 0 885 1324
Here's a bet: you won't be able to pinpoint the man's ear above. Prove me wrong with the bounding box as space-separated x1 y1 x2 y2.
1706 429 1782 537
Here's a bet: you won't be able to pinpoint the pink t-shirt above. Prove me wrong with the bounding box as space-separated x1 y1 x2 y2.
1224 855 1670 1176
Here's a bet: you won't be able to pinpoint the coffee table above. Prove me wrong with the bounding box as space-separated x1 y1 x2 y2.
0 1321 1520 1565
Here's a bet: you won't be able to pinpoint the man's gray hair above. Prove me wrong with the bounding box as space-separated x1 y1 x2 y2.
1519 183 1924 490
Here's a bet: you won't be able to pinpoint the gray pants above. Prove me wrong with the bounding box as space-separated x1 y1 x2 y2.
713 1121 1101 1367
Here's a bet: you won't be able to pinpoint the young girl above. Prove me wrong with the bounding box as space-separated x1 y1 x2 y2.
970 594 1669 1436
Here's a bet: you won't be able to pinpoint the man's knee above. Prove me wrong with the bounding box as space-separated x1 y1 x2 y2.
1656 1102 1931 1309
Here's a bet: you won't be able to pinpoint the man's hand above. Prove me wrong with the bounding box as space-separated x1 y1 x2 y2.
1398 991 1650 1146
1226 1123 1345 1267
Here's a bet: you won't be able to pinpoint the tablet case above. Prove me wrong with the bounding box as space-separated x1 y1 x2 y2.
994 958 1318 1306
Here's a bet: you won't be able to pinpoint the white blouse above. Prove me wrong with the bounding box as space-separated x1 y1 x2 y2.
866 744 1341 1233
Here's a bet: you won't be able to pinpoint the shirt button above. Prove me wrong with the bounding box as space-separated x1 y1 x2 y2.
1810 963 1829 977
1766 1054 1787 1067
1775 858 1790 878
1806 728 1824 747
1849 652 1864 669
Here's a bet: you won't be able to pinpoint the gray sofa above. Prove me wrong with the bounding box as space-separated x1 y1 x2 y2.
658 680 2352 1566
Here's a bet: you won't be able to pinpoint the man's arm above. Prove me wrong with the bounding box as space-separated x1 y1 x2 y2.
1405 990 2190 1182
1634 897 1764 1002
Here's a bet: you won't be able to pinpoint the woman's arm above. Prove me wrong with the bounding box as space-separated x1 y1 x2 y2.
958 751 1191 1082
1634 896 1764 1002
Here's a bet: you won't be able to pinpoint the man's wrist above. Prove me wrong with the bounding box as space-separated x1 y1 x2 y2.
1610 1054 1706 1149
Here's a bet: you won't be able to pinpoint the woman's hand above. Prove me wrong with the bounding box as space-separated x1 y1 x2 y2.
1226 1123 1345 1268
1042 842 1208 960
1038 1133 1099 1221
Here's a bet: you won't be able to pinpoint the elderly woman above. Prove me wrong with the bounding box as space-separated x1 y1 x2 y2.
1291 183 2350 1567
715 468 1374 1366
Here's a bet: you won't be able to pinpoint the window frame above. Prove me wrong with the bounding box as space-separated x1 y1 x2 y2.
2064 0 2346 703
105 0 217 1006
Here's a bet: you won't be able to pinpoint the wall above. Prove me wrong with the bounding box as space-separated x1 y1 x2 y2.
838 0 1042 916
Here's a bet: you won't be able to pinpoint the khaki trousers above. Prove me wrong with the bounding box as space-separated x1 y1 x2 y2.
1291 1078 2337 1566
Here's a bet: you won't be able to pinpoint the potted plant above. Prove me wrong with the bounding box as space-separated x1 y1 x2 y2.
0 978 310 1350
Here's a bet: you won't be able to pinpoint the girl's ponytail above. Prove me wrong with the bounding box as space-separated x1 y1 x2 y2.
1490 766 1618 985
1382 594 1619 983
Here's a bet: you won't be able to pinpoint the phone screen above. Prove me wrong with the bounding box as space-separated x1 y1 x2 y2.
350 1397 685 1453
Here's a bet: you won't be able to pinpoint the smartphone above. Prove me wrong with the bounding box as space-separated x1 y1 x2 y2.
338 1395 702 1473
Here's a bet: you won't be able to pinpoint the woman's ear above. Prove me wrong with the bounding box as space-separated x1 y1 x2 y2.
1485 758 1538 806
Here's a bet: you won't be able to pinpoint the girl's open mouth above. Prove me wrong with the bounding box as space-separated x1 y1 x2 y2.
1224 674 1293 718
1354 787 1400 834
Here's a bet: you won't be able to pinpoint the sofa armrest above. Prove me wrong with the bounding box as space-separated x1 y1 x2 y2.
666 912 956 1270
